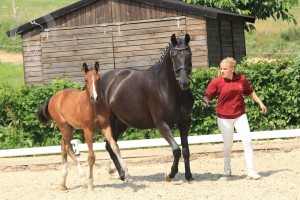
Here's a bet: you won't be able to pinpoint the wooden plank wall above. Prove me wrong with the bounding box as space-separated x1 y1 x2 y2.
54 0 181 28
40 25 114 84
206 18 222 67
232 20 246 63
22 32 43 86
206 18 246 67
40 16 208 84
220 19 234 59
40 17 188 84
112 17 186 70
186 15 208 68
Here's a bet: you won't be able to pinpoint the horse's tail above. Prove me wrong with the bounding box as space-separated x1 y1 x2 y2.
37 99 52 124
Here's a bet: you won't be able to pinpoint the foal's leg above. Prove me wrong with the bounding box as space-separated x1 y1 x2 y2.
83 128 95 191
102 125 132 182
178 120 193 181
58 140 68 190
58 124 86 190
60 125 86 177
157 122 181 182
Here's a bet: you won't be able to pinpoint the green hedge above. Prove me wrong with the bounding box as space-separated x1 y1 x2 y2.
0 56 299 149
191 56 300 135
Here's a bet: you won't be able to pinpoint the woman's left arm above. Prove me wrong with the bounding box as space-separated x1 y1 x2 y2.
249 91 267 113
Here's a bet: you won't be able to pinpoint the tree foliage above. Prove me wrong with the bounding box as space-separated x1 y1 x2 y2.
183 0 298 30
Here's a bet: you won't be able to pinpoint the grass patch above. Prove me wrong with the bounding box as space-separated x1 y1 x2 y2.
0 62 24 87
0 0 77 52
246 4 300 57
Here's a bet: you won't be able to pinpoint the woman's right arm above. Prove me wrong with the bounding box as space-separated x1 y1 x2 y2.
202 79 218 107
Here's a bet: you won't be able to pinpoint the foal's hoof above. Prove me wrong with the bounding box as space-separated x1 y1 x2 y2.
165 173 173 182
124 177 134 183
108 168 117 174
106 162 117 174
57 184 68 190
87 186 94 192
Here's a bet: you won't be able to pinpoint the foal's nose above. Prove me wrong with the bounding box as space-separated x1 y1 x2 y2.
90 95 98 102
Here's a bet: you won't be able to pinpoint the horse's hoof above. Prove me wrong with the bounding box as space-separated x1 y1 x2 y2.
187 176 195 183
57 184 68 190
88 186 94 192
106 162 117 174
124 177 134 183
84 178 94 190
165 173 173 182
108 168 117 174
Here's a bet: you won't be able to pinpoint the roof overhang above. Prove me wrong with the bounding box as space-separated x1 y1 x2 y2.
7 0 256 37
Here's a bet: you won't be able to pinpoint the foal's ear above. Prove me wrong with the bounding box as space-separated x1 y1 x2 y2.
185 33 190 45
94 61 99 72
171 34 178 46
82 63 89 73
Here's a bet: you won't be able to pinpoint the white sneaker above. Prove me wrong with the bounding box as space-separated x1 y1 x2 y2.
224 159 231 176
247 171 261 180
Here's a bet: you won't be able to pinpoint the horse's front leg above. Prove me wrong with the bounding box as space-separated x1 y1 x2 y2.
157 122 181 182
59 140 68 190
178 119 193 181
83 128 96 191
102 126 132 182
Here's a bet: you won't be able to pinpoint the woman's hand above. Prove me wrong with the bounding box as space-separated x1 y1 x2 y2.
260 103 267 113
202 96 210 108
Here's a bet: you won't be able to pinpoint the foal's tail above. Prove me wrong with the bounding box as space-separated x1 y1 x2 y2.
37 99 52 124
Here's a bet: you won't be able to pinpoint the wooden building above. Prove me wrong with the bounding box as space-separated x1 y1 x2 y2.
7 0 255 86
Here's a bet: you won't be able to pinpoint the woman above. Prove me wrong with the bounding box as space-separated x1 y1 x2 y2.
202 57 267 179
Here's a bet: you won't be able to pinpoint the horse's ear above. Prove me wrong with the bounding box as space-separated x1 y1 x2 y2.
185 33 190 45
82 63 89 73
171 34 178 45
94 61 99 72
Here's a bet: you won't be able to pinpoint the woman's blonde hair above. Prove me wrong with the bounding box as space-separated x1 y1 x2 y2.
220 57 236 68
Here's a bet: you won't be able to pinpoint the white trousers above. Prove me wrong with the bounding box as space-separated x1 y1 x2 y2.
217 114 255 173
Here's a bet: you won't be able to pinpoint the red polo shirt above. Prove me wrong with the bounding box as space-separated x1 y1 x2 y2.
204 74 253 119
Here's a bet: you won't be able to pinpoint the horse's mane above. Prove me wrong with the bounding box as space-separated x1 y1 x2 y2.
156 42 171 64
155 36 186 64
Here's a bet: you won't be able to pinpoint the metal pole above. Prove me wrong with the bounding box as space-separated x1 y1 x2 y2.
12 0 17 19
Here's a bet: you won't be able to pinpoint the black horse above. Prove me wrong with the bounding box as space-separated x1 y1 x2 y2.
99 33 194 182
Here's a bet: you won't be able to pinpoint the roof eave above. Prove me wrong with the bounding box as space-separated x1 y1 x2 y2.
7 0 256 37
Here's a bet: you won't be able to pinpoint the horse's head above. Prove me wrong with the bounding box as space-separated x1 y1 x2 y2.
170 33 192 90
82 62 100 103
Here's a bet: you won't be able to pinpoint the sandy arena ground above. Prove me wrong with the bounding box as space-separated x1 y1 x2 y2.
0 138 299 200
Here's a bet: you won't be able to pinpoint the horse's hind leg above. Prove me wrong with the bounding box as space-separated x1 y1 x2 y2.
58 125 86 190
102 125 132 182
58 140 68 190
64 126 86 178
83 128 95 191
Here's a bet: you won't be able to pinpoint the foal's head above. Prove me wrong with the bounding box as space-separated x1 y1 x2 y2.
170 33 192 90
82 62 100 103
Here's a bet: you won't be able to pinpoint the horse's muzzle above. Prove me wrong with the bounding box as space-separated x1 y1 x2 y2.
90 96 99 103
180 82 189 90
